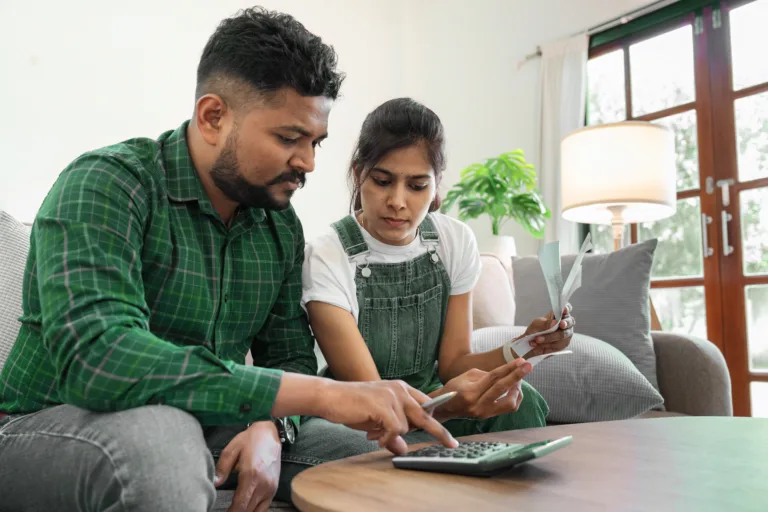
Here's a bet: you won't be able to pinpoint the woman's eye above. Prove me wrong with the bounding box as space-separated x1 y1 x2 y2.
411 183 429 191
372 178 390 187
312 140 323 148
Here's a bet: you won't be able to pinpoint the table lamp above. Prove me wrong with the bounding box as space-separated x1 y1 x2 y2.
560 121 677 251
559 121 677 330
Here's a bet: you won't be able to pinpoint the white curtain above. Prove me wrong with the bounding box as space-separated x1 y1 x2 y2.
537 34 588 253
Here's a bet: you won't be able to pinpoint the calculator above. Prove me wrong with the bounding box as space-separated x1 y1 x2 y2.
392 436 572 477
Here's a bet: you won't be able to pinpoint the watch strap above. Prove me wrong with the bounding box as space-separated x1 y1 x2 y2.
503 341 520 363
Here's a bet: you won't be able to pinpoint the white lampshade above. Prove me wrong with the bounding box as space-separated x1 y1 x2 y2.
560 121 677 225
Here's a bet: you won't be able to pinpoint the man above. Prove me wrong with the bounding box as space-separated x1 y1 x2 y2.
0 7 457 512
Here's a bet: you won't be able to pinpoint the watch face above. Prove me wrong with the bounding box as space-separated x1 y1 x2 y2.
284 419 296 444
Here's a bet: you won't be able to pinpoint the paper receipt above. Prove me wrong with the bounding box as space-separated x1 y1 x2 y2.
507 234 593 357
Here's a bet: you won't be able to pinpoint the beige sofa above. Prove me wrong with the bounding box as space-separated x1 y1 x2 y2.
471 253 733 417
0 212 733 512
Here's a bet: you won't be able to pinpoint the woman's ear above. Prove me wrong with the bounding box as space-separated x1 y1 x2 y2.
429 192 442 213
351 163 362 185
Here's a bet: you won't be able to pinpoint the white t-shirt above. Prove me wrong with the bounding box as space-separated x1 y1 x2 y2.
302 213 482 322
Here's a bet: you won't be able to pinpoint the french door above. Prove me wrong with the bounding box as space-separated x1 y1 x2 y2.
587 0 768 417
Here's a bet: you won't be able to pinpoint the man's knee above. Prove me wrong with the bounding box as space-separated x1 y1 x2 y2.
0 404 216 512
100 405 216 511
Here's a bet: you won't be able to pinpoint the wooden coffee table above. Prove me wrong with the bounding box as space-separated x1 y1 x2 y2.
292 417 768 511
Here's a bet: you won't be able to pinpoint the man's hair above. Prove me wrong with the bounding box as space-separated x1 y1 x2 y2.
196 7 345 107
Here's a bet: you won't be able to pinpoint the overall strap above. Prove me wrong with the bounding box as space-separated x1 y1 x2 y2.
331 215 369 258
418 214 440 247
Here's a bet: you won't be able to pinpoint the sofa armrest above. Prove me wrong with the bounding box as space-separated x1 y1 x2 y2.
652 331 732 416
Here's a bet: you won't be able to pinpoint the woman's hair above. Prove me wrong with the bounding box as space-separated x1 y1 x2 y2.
348 98 446 213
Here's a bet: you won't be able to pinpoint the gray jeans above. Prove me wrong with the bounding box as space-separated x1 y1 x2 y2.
0 404 244 512
276 417 436 502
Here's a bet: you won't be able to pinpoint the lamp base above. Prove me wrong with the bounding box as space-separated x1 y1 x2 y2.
609 205 626 251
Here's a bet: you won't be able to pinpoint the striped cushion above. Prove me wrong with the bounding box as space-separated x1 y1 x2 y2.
0 212 30 372
512 239 659 390
472 327 663 423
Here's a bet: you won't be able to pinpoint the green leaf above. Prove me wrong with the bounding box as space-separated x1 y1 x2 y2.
442 149 549 237
458 197 489 220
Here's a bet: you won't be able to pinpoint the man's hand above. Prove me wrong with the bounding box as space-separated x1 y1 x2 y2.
524 304 575 358
434 359 532 421
319 380 459 455
215 421 282 512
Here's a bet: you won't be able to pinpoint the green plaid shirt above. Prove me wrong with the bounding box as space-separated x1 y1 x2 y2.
0 121 317 426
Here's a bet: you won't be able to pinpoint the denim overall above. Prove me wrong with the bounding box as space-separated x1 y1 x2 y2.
330 214 549 436
276 215 549 500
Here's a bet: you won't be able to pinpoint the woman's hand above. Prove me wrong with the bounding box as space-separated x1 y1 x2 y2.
432 359 532 421
524 304 575 358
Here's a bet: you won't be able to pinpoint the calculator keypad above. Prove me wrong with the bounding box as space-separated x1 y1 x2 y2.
401 442 517 460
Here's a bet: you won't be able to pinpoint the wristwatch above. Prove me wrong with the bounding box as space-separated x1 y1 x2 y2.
273 417 296 446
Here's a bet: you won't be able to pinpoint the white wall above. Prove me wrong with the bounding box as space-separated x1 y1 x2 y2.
0 0 650 254
400 0 652 255
0 0 410 239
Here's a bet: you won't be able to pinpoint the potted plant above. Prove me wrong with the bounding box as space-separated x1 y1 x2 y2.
440 149 550 258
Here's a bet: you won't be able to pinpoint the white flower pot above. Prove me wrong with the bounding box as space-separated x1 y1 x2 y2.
488 235 517 265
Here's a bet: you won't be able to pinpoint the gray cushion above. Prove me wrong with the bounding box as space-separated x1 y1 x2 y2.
472 326 664 423
0 211 30 372
512 239 660 390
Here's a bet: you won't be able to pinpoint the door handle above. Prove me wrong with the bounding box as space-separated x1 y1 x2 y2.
701 213 714 258
716 179 735 207
721 210 734 256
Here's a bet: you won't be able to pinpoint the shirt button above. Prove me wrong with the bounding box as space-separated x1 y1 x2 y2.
239 403 252 415
224 294 229 303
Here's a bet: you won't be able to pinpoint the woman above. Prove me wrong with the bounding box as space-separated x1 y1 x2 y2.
301 97 574 437
278 99 574 497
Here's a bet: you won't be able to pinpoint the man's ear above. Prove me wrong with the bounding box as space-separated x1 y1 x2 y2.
195 94 230 146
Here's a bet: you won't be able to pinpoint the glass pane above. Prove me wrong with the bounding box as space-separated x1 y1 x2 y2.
589 224 629 254
654 110 700 191
734 91 768 182
630 26 695 117
741 188 768 276
751 382 768 418
639 197 703 279
587 50 626 125
650 287 707 339
747 285 768 372
730 0 768 90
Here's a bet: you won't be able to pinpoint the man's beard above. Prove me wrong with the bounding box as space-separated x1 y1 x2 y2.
210 134 306 211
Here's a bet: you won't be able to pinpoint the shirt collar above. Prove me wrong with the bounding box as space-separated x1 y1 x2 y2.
160 121 266 224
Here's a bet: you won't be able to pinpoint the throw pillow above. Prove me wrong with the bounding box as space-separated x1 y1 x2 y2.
472 326 664 423
0 211 31 372
512 239 659 391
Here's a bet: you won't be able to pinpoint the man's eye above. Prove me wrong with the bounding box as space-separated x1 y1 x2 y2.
278 135 298 145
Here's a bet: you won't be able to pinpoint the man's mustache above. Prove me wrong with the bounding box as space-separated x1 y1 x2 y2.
268 169 306 189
